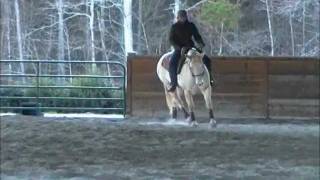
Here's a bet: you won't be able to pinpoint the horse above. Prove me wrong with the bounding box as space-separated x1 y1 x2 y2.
156 48 217 127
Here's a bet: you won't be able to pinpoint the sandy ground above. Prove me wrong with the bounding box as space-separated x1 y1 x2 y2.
1 115 319 180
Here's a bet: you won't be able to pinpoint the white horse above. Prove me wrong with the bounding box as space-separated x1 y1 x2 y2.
157 48 217 127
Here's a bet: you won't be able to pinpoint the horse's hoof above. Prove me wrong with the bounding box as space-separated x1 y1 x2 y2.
168 118 176 122
209 119 217 128
186 116 192 123
189 121 199 127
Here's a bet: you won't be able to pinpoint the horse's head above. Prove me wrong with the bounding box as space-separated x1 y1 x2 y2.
185 48 206 86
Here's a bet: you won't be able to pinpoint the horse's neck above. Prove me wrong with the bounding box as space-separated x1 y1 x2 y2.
179 62 195 86
180 62 191 76
179 61 208 82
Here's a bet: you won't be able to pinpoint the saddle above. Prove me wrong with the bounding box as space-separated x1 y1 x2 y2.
161 50 188 74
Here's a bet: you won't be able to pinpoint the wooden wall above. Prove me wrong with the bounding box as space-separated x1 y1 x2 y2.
127 55 319 120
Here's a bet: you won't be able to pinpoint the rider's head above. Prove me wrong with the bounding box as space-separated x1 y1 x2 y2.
177 10 188 23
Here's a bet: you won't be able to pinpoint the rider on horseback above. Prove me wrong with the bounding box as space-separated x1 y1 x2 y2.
168 9 213 92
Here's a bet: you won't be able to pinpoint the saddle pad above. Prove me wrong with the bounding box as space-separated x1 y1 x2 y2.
161 52 173 71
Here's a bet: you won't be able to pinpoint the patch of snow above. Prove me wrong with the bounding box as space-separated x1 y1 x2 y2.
141 119 189 126
0 113 16 116
43 113 124 119
0 113 124 119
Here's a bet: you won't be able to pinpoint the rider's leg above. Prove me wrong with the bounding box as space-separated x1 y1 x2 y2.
202 55 214 86
177 55 186 74
168 49 181 92
177 47 190 74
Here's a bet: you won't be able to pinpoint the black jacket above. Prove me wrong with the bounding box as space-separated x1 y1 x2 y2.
169 21 205 50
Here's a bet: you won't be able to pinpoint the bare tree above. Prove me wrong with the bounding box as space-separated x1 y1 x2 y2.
124 0 133 55
98 0 111 75
57 0 66 79
259 0 275 56
14 0 25 79
0 0 13 81
136 0 143 53
57 0 65 61
89 0 96 71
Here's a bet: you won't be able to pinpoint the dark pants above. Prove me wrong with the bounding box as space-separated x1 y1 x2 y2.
169 49 212 87
169 49 181 87
203 55 211 76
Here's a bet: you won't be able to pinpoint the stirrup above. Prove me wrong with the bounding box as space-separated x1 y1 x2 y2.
210 80 214 86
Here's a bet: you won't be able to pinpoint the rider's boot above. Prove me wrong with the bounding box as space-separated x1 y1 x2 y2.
203 55 214 86
177 56 186 74
168 51 180 92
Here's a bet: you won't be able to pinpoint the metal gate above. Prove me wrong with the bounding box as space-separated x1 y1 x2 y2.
0 60 126 116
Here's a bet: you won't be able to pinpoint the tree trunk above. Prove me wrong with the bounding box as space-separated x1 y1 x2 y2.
46 17 54 60
289 12 295 56
89 0 96 71
98 1 111 76
44 16 55 75
302 0 306 55
141 22 150 54
1 1 12 80
137 0 143 54
0 2 5 59
2 2 11 60
65 26 72 82
57 0 65 82
7 16 12 74
265 0 274 56
218 22 224 55
14 0 25 82
124 0 133 56
85 0 90 60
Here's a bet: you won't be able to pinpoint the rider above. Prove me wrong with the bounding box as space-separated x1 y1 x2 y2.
168 9 213 92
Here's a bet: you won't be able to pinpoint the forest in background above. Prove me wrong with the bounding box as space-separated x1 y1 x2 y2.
1 0 319 62
0 0 319 78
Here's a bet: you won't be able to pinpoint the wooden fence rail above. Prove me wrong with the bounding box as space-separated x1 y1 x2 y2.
127 55 319 120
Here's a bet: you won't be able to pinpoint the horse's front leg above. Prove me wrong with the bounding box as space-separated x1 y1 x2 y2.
203 86 217 128
184 90 198 127
176 87 189 119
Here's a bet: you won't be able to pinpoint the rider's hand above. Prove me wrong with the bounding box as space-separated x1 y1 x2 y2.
181 47 189 56
198 43 205 51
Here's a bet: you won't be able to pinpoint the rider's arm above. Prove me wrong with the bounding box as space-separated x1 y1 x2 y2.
191 23 205 47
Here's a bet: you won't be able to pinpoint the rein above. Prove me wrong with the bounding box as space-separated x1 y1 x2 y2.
190 64 205 77
185 58 205 77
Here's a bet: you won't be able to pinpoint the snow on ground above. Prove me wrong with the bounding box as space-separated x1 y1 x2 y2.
1 113 124 119
0 113 16 116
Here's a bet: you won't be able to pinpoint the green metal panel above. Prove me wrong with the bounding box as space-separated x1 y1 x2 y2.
0 60 126 117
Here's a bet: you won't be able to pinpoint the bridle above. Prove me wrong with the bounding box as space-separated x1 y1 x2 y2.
185 52 205 78
183 49 209 89
189 64 205 77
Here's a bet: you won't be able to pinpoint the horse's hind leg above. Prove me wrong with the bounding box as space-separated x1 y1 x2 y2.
164 87 171 110
164 86 175 119
203 87 217 128
164 85 178 119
